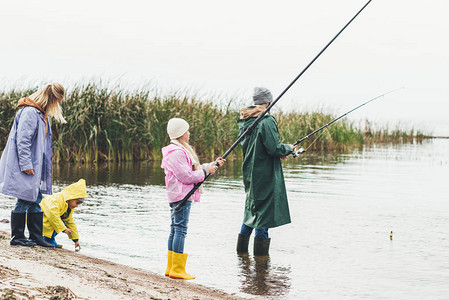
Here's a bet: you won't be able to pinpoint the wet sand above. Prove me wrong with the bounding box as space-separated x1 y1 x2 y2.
0 230 244 299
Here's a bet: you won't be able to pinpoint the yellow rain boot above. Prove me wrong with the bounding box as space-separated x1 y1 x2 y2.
169 252 195 280
165 251 173 276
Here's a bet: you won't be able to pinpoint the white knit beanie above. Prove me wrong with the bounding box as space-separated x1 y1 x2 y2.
167 118 189 139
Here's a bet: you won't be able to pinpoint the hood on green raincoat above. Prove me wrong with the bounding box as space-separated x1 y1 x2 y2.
237 105 271 142
61 179 87 201
239 105 266 119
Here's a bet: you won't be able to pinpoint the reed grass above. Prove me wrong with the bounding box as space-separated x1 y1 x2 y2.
0 84 428 163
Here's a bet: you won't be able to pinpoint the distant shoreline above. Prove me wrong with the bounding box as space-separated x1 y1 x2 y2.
1 84 427 163
0 230 243 299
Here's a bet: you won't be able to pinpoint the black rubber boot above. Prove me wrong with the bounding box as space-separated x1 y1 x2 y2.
253 237 271 256
236 234 250 254
27 212 54 248
10 211 36 246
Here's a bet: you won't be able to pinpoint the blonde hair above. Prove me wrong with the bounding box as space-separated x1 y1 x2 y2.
171 136 204 194
172 138 201 170
29 82 66 123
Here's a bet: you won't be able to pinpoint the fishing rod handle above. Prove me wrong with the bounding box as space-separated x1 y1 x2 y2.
292 147 306 157
291 136 308 157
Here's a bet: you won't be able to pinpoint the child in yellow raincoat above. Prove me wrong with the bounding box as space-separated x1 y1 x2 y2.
39 179 87 251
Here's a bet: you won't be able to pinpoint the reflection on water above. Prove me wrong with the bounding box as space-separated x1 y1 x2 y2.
51 148 354 187
1 139 449 299
238 254 291 297
52 161 166 186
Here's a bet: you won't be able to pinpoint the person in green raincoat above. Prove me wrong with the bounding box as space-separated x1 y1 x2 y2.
236 87 293 256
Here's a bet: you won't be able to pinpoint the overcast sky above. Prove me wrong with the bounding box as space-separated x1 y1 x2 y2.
1 0 448 135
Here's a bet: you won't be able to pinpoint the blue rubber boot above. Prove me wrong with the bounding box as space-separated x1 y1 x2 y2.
43 231 62 248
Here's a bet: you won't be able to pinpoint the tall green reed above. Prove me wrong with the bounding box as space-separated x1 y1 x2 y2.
0 84 428 162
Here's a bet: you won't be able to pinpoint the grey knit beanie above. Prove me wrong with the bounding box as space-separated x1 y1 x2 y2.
253 87 273 105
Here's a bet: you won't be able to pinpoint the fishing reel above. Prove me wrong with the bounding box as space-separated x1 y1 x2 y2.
292 147 306 158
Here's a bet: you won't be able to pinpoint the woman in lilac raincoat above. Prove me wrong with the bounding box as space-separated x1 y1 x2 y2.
0 83 66 247
161 118 225 280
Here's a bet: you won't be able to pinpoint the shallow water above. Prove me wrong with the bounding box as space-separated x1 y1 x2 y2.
1 139 449 299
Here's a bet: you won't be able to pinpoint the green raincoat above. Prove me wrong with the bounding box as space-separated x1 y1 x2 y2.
237 106 292 229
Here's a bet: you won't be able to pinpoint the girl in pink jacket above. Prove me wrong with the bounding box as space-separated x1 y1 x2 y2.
161 118 224 280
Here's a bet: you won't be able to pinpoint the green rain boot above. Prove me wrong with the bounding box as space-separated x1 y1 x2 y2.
236 234 250 254
253 237 271 256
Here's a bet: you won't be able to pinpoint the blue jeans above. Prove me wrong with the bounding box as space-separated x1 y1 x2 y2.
168 200 191 253
13 192 43 213
240 223 269 239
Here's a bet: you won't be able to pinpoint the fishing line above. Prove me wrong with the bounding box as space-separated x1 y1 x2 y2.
305 129 326 151
292 87 404 157
175 0 373 210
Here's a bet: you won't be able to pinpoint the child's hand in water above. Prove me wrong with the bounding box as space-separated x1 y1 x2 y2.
74 241 81 252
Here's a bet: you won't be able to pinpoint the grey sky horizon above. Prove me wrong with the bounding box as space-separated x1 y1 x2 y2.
1 0 448 135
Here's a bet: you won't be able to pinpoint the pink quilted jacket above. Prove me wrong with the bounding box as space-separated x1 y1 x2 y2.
161 144 208 203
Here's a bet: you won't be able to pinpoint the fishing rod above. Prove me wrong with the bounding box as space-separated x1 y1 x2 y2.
292 87 403 157
175 0 373 210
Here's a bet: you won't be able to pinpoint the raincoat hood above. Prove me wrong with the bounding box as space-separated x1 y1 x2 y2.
17 97 46 116
161 143 182 159
239 105 266 119
61 179 87 201
18 97 49 138
237 106 272 135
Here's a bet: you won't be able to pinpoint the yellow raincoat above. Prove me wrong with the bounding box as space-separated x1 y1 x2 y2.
39 179 87 240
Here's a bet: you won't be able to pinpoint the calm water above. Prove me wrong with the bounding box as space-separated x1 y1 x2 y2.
1 139 448 299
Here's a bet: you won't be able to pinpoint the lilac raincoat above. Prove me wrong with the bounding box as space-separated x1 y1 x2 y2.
161 144 206 203
0 106 53 202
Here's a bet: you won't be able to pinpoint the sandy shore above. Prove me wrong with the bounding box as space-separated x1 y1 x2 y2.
0 230 244 300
